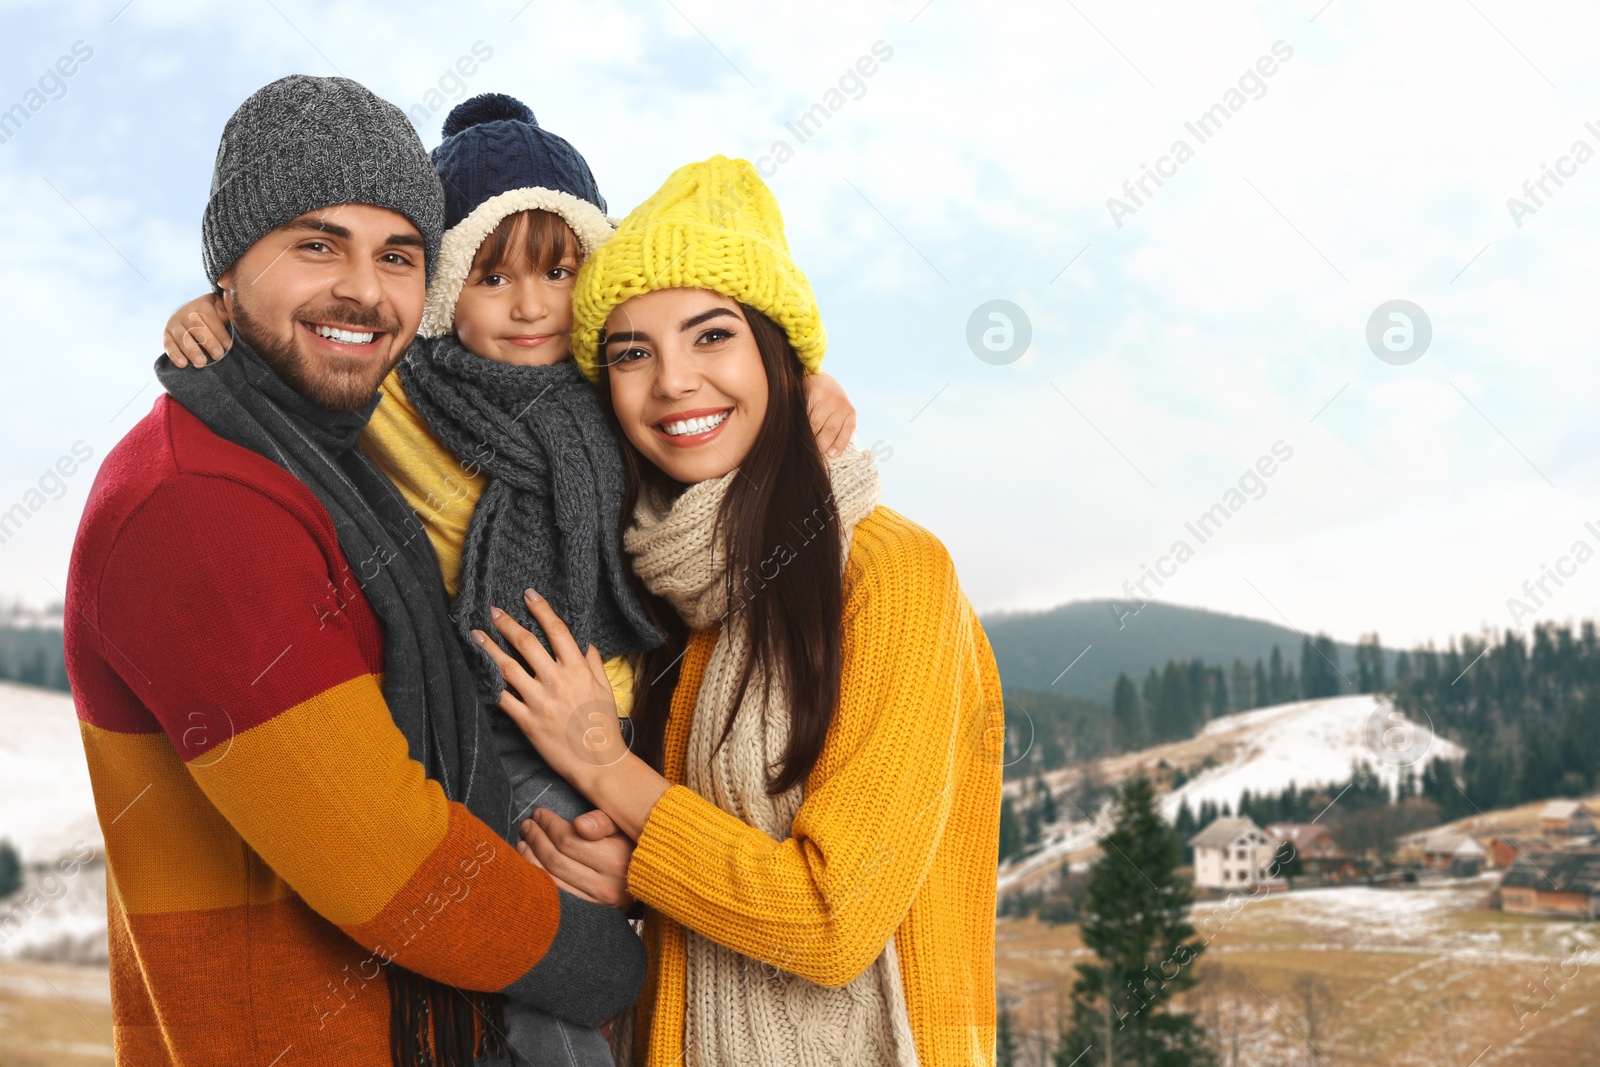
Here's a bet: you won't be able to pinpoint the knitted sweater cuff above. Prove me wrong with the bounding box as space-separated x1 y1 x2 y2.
627 785 749 909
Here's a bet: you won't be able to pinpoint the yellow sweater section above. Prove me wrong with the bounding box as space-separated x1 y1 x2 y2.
627 506 1004 1065
362 368 635 714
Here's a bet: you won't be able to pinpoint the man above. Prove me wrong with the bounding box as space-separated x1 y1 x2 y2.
64 75 643 1066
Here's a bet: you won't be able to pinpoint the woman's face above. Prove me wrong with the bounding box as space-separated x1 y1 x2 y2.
602 288 769 484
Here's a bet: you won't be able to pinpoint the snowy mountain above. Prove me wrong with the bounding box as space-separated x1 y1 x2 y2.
1001 695 1463 894
1155 694 1465 822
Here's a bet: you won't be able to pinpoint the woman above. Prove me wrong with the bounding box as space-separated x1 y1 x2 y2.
475 155 1005 1066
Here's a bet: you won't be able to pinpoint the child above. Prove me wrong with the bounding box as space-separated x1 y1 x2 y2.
162 94 858 1067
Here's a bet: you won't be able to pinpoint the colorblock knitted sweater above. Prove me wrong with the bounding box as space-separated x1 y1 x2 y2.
64 395 645 1065
626 505 1005 1066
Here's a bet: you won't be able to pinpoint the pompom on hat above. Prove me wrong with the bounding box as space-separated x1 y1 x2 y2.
570 155 826 383
420 93 614 338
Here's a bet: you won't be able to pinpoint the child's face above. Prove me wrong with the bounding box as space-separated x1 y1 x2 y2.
452 240 579 367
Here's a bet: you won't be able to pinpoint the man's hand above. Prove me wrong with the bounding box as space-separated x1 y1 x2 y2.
518 808 635 911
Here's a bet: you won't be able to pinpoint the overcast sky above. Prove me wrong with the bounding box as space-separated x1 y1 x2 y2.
2 0 1599 651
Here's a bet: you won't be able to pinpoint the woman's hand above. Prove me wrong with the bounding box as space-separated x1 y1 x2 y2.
163 293 233 367
473 589 673 841
802 371 856 457
517 808 635 910
473 590 629 788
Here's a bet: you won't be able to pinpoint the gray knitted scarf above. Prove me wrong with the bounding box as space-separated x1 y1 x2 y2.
396 336 662 701
156 338 513 1067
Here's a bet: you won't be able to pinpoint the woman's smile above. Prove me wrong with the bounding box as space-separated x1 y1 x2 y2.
656 406 732 446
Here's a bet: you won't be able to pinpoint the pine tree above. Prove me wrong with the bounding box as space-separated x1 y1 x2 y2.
1039 779 1059 825
999 797 1023 863
1268 645 1286 703
1112 673 1144 752
1394 649 1413 688
1305 634 1342 697
0 840 21 898
1174 799 1197 864
1059 776 1215 1066
1272 839 1303 886
1229 659 1250 714
1155 663 1193 741
1356 630 1382 697
997 999 1019 1067
1300 636 1330 699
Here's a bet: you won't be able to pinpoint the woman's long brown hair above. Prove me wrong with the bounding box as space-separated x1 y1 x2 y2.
598 304 844 795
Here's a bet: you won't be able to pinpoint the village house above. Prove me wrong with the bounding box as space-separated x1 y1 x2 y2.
1499 850 1600 919
1189 816 1284 891
1412 827 1487 876
1488 835 1535 870
1265 823 1359 883
1538 799 1597 838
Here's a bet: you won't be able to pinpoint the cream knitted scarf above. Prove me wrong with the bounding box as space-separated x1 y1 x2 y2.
624 447 919 1067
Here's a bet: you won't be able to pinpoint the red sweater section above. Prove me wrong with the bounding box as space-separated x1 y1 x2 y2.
65 395 565 1064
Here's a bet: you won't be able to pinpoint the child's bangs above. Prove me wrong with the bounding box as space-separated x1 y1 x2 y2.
473 208 581 275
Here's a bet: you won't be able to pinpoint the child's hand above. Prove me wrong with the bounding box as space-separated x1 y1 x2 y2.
163 293 233 368
803 371 857 458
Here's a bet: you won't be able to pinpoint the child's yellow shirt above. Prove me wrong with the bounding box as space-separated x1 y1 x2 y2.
363 368 636 714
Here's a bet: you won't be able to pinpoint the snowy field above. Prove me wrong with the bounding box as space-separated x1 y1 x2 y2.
0 682 100 861
0 682 107 963
999 874 1600 1066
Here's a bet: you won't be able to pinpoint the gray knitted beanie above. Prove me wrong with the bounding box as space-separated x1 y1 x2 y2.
201 75 445 285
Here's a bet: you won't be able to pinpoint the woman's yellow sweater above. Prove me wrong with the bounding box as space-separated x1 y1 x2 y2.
362 368 635 711
627 505 1005 1065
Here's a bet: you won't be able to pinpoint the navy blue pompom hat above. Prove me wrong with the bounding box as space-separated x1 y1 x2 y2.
419 93 615 338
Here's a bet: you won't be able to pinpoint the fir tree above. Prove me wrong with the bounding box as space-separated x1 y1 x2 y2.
997 999 1019 1067
1038 779 1060 825
1268 645 1286 703
1272 839 1303 885
0 841 20 899
1112 673 1145 752
1174 799 1197 864
1060 776 1215 1066
999 797 1023 863
1228 659 1249 715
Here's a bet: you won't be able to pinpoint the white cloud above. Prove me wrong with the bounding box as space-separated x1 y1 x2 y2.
3 0 1600 653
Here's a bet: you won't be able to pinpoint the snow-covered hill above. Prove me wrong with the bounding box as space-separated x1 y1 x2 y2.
1001 695 1463 894
1156 694 1465 822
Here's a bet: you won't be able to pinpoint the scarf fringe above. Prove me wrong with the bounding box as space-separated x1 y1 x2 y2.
387 963 507 1067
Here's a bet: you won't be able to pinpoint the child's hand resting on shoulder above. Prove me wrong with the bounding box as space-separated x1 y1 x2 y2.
163 293 232 368
802 371 856 458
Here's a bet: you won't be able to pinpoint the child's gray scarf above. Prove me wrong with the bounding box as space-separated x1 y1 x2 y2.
397 336 662 702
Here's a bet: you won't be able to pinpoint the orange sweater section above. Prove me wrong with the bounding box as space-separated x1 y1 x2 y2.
627 505 1005 1065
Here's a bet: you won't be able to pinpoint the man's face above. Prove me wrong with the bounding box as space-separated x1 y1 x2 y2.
217 204 427 411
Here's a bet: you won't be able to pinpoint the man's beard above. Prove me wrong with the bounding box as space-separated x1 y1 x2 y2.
231 294 403 412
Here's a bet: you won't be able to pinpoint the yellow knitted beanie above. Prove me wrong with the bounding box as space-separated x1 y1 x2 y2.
570 155 826 382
